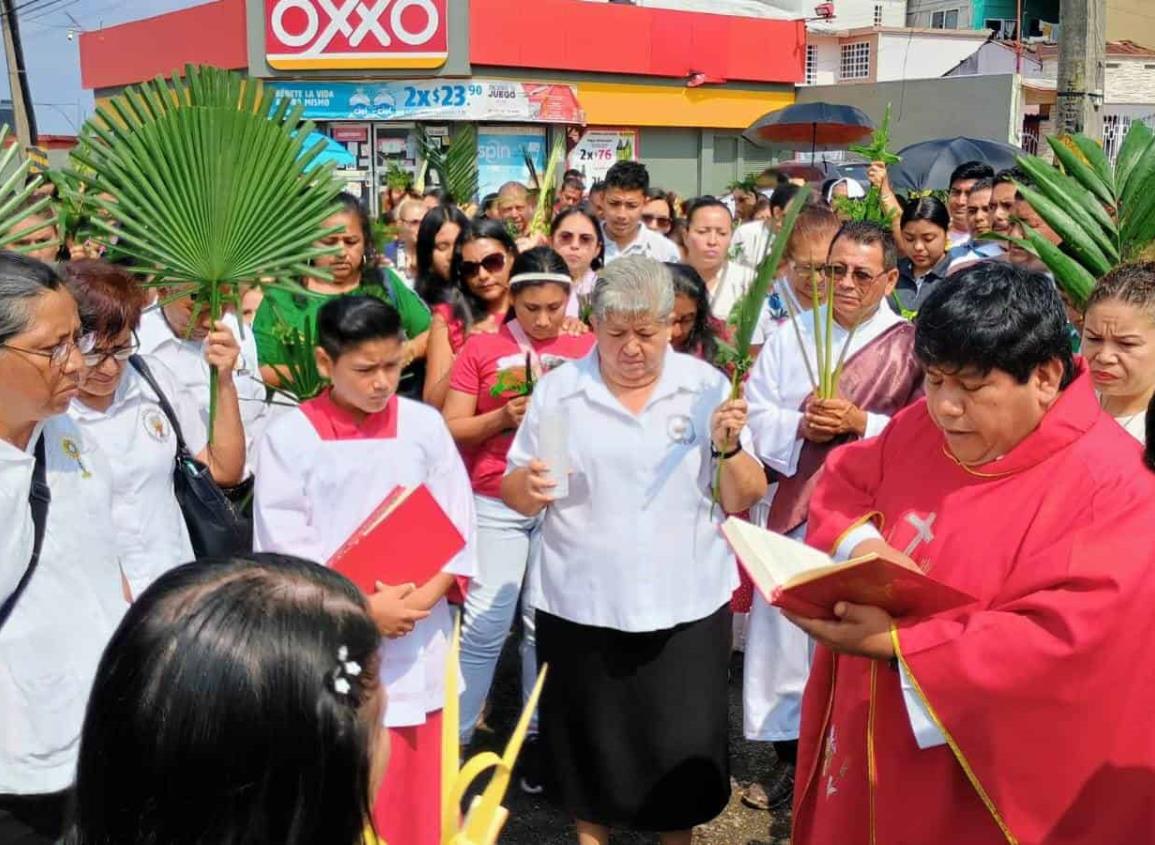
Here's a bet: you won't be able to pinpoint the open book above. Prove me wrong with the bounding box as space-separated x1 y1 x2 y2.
328 485 465 595
721 517 976 619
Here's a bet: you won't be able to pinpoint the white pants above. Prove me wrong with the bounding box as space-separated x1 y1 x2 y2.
458 494 541 743
742 521 814 742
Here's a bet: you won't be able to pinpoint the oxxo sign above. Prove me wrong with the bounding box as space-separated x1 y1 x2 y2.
266 0 449 70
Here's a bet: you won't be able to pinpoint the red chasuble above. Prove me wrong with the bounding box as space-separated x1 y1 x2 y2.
794 363 1155 845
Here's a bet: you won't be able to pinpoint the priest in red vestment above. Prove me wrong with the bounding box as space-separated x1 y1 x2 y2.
787 261 1155 845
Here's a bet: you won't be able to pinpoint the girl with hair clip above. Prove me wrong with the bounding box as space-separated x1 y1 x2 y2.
253 192 432 399
67 554 389 845
442 247 595 788
252 296 477 845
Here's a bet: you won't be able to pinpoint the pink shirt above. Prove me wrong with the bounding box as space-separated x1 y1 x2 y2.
449 324 595 497
432 303 468 354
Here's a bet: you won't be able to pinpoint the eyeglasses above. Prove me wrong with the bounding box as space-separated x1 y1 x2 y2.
460 252 507 280
82 332 140 367
642 213 672 231
555 231 597 247
1 331 96 368
825 264 887 286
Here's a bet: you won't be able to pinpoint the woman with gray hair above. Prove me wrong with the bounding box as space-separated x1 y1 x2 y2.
502 255 767 844
0 253 125 843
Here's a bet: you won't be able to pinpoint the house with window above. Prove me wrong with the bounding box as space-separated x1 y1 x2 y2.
904 0 1059 40
802 25 990 86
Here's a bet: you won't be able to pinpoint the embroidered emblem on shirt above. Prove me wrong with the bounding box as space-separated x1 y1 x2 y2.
890 511 937 573
61 437 92 478
143 409 171 442
666 414 696 445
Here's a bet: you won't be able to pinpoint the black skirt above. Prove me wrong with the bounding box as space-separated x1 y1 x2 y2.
535 604 732 831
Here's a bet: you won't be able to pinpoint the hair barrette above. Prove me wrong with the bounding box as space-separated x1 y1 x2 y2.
331 645 363 697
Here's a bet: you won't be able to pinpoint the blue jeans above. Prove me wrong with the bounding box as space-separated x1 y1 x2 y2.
458 494 541 743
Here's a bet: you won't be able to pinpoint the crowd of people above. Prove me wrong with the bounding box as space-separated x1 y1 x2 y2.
3 145 1155 845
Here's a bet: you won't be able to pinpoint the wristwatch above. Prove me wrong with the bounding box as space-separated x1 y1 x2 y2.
711 443 742 461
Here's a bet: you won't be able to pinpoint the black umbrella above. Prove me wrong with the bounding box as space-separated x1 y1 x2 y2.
743 102 875 160
888 137 1023 192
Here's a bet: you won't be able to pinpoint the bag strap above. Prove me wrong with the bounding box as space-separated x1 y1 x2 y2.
129 355 191 456
0 434 51 629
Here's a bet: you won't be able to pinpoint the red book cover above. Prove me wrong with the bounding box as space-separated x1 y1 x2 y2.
328 485 465 594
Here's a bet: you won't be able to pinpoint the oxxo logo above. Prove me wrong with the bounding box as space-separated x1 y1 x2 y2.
266 0 449 70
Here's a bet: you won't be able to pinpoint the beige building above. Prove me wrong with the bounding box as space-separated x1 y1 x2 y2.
1107 0 1155 51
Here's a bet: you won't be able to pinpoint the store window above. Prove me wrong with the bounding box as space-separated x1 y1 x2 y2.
805 44 818 85
840 42 871 80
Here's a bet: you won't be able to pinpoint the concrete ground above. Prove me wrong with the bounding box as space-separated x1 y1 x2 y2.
463 637 793 845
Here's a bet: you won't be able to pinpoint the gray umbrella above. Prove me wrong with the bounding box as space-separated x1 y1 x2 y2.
888 137 1023 191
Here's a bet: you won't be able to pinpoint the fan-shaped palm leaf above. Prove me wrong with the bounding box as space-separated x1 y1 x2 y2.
418 124 478 204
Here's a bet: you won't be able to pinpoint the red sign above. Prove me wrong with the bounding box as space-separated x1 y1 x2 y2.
266 0 449 70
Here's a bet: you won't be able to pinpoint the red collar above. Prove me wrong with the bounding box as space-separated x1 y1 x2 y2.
945 360 1101 478
300 390 399 441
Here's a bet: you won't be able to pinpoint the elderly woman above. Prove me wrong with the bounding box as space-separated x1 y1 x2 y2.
0 253 125 843
501 256 767 845
1081 262 1155 443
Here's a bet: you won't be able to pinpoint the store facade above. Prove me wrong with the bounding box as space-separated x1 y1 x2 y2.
80 0 805 212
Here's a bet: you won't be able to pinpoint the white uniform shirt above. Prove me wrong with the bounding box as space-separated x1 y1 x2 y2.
730 220 774 270
136 307 269 448
506 348 748 633
0 415 125 794
746 304 905 480
68 359 205 598
946 240 1003 272
252 395 477 728
706 262 756 323
602 224 681 265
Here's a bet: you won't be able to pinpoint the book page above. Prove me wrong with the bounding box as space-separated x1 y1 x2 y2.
722 517 836 589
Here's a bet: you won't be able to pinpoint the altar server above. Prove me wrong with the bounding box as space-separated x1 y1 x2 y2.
253 295 476 845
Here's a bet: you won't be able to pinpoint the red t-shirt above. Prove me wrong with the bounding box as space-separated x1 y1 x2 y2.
449 324 595 496
432 303 468 354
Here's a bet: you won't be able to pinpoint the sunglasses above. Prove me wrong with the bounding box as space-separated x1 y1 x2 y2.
460 252 507 280
642 213 672 231
555 231 597 247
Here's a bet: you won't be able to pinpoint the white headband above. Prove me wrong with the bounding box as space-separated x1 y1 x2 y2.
509 272 573 289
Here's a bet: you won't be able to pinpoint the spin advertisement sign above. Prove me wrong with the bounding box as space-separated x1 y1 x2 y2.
265 0 449 70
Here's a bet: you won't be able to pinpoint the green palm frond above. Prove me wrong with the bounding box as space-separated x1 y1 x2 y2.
527 134 565 237
982 121 1155 309
840 102 901 227
418 124 478 204
0 125 53 253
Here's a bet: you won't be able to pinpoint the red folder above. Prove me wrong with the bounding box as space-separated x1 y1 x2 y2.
328 485 465 594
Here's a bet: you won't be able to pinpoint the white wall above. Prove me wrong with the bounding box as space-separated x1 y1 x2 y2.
1105 58 1155 105
874 30 988 80
807 37 846 85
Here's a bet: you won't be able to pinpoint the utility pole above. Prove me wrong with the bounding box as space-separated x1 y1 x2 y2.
1055 0 1105 140
0 0 37 147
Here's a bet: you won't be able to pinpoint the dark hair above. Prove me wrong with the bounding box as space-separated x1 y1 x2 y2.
787 204 841 259
685 197 732 225
0 251 64 344
423 187 447 203
667 263 720 363
450 218 518 329
770 183 801 212
832 221 900 272
589 181 606 194
317 294 404 360
994 167 1025 187
414 203 470 306
550 206 604 270
67 554 381 845
561 176 584 193
644 187 673 215
60 260 147 341
331 192 379 272
563 168 584 184
967 176 995 196
1086 261 1155 316
900 196 951 233
949 161 995 186
509 246 571 297
915 262 1076 387
604 160 649 195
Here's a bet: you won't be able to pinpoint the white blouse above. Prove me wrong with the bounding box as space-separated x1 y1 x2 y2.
252 396 477 728
69 358 205 598
0 415 125 794
506 348 750 633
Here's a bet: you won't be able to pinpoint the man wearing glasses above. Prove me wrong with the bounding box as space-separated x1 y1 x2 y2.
0 254 125 844
740 222 924 811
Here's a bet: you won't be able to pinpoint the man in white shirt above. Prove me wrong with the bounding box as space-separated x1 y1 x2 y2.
944 160 994 250
600 160 681 265
946 176 1003 271
730 183 801 271
136 285 270 450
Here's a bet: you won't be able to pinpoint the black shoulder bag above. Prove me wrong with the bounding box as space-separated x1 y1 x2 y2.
130 355 252 559
0 434 49 629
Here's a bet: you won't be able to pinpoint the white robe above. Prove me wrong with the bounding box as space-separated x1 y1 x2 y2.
252 395 477 728
742 304 906 741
